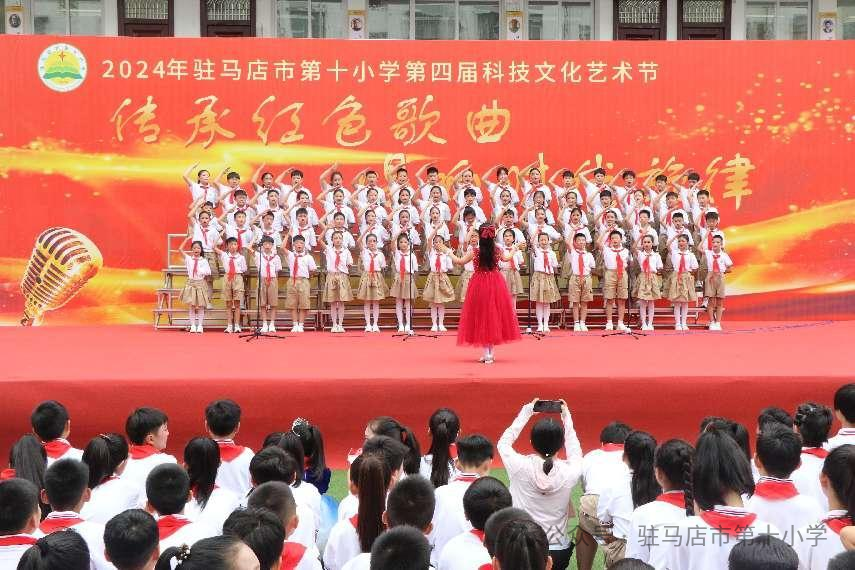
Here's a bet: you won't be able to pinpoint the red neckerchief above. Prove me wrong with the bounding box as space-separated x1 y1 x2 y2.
349 514 359 529
801 447 829 459
158 515 191 539
0 468 15 480
216 440 246 462
0 535 38 547
699 508 757 537
824 515 854 535
129 444 160 460
42 439 71 459
655 491 686 509
280 542 308 570
470 529 486 543
753 478 799 500
40 513 84 533
600 443 624 452
454 473 480 484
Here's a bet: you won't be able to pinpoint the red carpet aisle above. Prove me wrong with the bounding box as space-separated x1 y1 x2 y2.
2 322 853 467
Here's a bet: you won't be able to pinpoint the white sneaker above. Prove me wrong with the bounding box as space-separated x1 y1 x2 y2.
290 324 298 332
397 324 405 333
439 325 447 332
188 325 196 333
260 323 269 333
196 325 203 334
406 327 414 335
269 324 276 332
365 324 373 332
372 324 380 333
297 323 304 333
573 323 581 332
225 325 233 333
716 322 723 330
675 324 682 330
339 325 346 333
234 325 242 333
431 324 439 332
605 322 614 331
618 322 631 332
544 326 551 334
580 323 589 332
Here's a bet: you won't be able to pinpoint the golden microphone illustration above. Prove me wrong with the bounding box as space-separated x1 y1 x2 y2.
20 227 103 326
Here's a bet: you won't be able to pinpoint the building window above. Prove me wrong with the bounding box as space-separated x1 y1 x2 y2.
841 0 855 39
415 0 456 39
34 0 104 35
277 0 344 37
528 1 593 40
745 1 810 39
368 0 410 38
459 1 499 39
119 0 173 37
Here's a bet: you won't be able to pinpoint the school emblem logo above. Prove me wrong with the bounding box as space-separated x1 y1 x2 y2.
37 43 87 92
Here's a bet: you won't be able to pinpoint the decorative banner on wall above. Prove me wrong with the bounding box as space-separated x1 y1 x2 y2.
0 36 853 324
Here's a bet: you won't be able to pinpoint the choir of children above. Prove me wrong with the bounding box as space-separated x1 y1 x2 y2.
2 383 853 569
178 162 731 334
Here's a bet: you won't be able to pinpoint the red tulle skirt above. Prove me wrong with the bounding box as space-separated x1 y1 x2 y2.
457 269 522 347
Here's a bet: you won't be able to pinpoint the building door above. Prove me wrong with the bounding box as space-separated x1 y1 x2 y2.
614 0 667 40
119 0 174 36
678 0 730 39
201 0 256 37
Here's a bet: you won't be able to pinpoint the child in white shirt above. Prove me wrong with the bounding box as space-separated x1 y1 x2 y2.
826 383 855 451
422 236 455 332
30 400 84 466
322 232 354 333
80 433 142 524
357 234 388 333
147 464 215 552
283 235 318 333
205 399 255 499
791 402 834 510
122 407 177 501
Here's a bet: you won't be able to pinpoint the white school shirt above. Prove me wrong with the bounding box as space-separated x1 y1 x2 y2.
745 477 823 538
498 405 583 550
456 221 477 245
637 251 664 274
37 511 113 570
225 223 255 250
290 207 320 228
632 225 660 248
286 251 318 279
427 251 453 273
532 248 559 274
360 250 387 273
454 185 484 207
219 251 248 275
280 184 314 207
291 225 318 249
498 247 525 271
323 516 361 570
791 449 829 511
556 185 584 206
361 203 390 226
157 514 215 552
625 203 653 228
438 529 491 570
824 428 855 451
324 203 357 226
354 185 386 205
598 226 626 250
560 207 590 228
255 227 284 249
419 454 458 483
251 185 278 212
581 445 629 495
526 208 556 228
659 206 688 229
43 438 84 466
603 247 630 271
392 225 422 247
213 439 254 499
192 223 221 253
670 250 699 273
704 250 733 274
494 202 520 223
341 552 372 570
522 182 552 207
394 205 421 226
424 223 452 245
80 476 142 525
692 205 719 228
792 510 850 570
183 254 212 280
322 186 353 208
563 224 593 244
390 184 416 204
184 486 241 533
225 205 257 226
325 228 357 250
662 506 779 570
568 249 596 277
338 493 359 522
421 201 452 224
596 468 634 540
359 224 390 248
393 250 419 275
594 206 625 228
293 481 323 532
418 184 449 203
121 447 177 500
665 226 694 254
0 534 38 568
495 226 526 246
283 541 323 570
697 227 726 252
585 181 610 201
488 182 520 205
527 223 561 242
190 182 218 204
432 474 481 562
260 207 288 232
459 203 488 224
325 248 354 274
625 492 688 567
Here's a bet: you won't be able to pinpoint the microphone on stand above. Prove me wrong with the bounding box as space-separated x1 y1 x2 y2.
20 227 103 326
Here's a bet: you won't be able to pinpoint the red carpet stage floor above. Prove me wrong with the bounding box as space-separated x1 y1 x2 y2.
2 322 853 467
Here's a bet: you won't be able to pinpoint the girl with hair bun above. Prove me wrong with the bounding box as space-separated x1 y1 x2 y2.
792 401 834 510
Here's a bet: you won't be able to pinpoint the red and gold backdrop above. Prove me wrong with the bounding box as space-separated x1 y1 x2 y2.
0 37 853 324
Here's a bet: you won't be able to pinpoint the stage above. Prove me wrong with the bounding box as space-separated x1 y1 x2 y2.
2 321 853 467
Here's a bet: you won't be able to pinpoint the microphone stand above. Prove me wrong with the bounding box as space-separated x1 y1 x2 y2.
602 242 645 340
240 246 286 342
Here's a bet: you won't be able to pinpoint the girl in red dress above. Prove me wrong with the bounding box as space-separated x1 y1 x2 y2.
441 224 525 364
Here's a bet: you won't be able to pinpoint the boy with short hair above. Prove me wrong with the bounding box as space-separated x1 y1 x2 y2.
416 165 448 203
30 400 82 465
291 207 319 250
826 383 855 450
0 479 42 568
370 527 431 570
746 425 823 532
39 458 112 570
145 464 214 551
223 508 285 570
567 233 596 332
603 230 631 332
248 481 322 570
123 407 177 497
283 235 318 333
205 399 255 498
703 235 733 330
104 509 160 570
216 236 248 333
253 236 283 333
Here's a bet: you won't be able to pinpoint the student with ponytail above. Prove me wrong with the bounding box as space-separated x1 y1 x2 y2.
625 439 694 567
492 518 553 570
597 431 660 567
498 399 582 570
663 427 779 570
420 408 461 488
17 530 90 570
3 435 46 496
792 444 855 569
80 432 140 524
155 535 260 570
292 418 331 494
183 437 240 533
369 416 422 476
791 402 834 510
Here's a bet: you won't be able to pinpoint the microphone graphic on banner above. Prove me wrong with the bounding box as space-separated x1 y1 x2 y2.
20 227 103 326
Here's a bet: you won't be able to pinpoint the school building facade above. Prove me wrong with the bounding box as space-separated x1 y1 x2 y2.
1 0 853 40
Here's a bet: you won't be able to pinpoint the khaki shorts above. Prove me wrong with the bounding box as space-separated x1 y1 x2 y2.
259 278 279 307
222 274 244 302
603 269 628 300
285 277 311 309
568 275 594 303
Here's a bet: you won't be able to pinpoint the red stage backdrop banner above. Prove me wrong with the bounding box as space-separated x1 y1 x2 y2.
0 37 853 324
